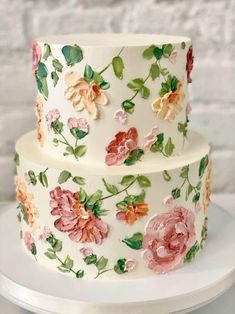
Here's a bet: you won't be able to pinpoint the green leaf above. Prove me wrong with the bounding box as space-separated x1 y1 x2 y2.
58 266 70 273
180 165 189 178
186 184 193 201
79 188 87 203
121 100 135 114
36 76 48 100
163 170 171 182
196 181 202 190
127 78 144 91
142 45 156 59
58 170 72 184
120 175 136 186
87 190 103 205
62 44 83 66
37 62 48 78
122 232 143 250
159 81 170 97
38 172 48 187
163 43 173 57
140 85 150 99
51 120 63 134
171 76 179 92
153 46 163 60
185 241 200 263
70 128 88 140
112 56 124 79
171 188 181 199
99 81 110 90
96 256 108 271
44 251 56 259
84 64 94 81
114 258 127 274
137 175 151 188
192 192 200 203
181 41 186 49
116 201 128 211
47 235 57 247
64 255 74 269
52 59 63 72
76 270 85 278
43 43 51 60
17 212 21 222
51 71 59 87
84 254 97 265
160 67 169 76
28 170 37 185
164 137 175 156
14 152 20 166
150 133 164 153
135 190 146 203
102 178 118 195
72 176 86 185
124 149 144 166
199 155 209 178
74 145 87 158
31 243 37 256
53 240 62 252
63 145 74 156
149 63 160 80
20 230 23 239
178 122 188 137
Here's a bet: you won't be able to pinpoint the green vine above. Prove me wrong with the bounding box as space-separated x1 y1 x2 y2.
27 168 49 187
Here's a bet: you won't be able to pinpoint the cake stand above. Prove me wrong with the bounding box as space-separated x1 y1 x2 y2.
0 203 234 314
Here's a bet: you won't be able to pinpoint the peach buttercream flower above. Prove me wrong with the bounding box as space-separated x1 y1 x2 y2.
116 203 148 225
142 207 195 273
50 186 108 244
203 161 211 214
151 81 185 121
35 95 44 147
64 71 108 119
31 40 41 71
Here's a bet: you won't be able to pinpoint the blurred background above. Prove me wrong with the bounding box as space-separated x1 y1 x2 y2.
0 0 234 201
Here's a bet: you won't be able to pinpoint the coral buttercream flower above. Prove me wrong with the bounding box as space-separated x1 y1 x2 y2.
50 186 108 244
105 127 138 166
142 207 195 273
124 259 137 272
113 109 128 125
45 109 60 131
203 161 211 214
31 40 41 71
169 48 177 64
151 81 185 121
35 95 44 146
80 247 93 257
142 126 159 150
39 226 52 242
24 231 34 252
64 71 108 119
186 45 194 83
116 203 148 225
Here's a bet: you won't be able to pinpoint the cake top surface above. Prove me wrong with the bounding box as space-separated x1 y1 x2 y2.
36 33 191 47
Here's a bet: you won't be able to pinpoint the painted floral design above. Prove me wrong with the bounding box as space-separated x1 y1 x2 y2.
35 95 44 146
142 207 195 273
203 160 211 214
124 259 137 272
67 117 89 138
49 186 108 244
116 203 148 225
113 109 128 125
105 127 144 166
39 226 52 242
169 48 178 64
64 71 108 119
24 231 37 257
151 80 185 121
31 40 41 71
45 109 60 130
15 176 39 230
186 45 194 84
142 127 159 150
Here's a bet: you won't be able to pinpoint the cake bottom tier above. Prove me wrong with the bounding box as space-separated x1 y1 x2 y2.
14 131 211 280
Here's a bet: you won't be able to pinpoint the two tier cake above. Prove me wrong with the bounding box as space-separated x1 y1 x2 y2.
14 34 211 280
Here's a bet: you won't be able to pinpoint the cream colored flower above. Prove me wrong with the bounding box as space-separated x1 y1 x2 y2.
151 81 185 121
64 71 108 119
203 161 212 214
34 95 44 147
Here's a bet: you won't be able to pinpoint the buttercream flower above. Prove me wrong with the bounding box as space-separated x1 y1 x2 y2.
186 45 194 84
124 259 137 272
39 226 52 242
105 127 138 166
64 71 108 119
113 109 128 125
116 203 148 225
80 247 93 257
151 81 185 121
24 231 34 252
24 172 31 185
142 207 195 273
203 161 211 214
45 109 60 131
142 126 159 150
67 117 89 139
35 95 44 147
169 48 177 64
186 102 192 116
194 202 202 213
32 40 41 71
50 186 108 244
163 195 174 208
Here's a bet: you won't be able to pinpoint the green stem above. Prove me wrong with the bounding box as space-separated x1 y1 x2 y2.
98 47 125 75
55 253 77 276
94 268 113 279
157 60 168 82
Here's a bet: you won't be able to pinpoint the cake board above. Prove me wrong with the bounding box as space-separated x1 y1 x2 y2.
0 202 234 314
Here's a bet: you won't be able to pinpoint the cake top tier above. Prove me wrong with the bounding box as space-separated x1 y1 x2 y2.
33 33 194 167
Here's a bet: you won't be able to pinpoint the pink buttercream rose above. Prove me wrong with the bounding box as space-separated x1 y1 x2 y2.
31 40 41 71
113 109 128 125
124 259 137 272
45 109 60 131
80 247 93 257
67 117 89 133
24 231 34 252
169 48 177 64
142 126 159 150
142 207 195 273
39 226 52 242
